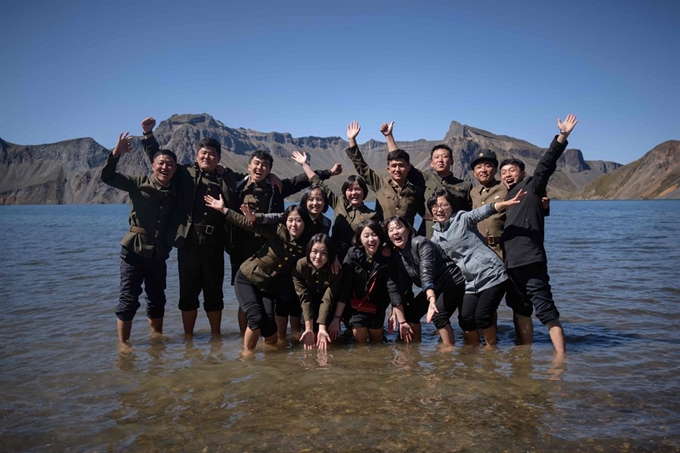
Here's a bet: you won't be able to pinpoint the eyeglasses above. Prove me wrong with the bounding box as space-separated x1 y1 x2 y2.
431 203 451 211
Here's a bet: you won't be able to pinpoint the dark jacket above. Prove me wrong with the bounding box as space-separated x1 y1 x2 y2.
142 135 237 249
339 246 404 308
293 258 343 325
392 235 464 294
502 136 567 268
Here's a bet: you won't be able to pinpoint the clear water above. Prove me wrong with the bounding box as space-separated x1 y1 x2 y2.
1 201 679 452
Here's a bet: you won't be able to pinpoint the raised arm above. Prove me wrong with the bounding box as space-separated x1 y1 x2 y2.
291 151 316 180
380 121 398 152
345 121 383 192
140 117 160 164
101 133 137 190
533 114 578 194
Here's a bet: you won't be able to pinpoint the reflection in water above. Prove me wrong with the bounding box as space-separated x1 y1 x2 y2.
1 202 679 451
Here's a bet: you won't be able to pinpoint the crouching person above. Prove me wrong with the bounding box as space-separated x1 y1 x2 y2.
101 132 177 348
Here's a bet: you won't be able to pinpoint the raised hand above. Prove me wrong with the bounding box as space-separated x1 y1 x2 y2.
496 189 527 211
380 121 394 137
239 203 256 223
291 151 308 166
557 114 578 136
346 121 361 141
330 163 343 176
112 132 133 157
204 194 226 214
141 117 156 133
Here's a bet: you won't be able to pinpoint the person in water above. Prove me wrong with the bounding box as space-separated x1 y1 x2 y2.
101 132 177 348
500 114 578 354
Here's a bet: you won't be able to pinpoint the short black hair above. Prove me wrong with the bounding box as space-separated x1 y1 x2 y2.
283 204 308 226
301 184 329 213
198 138 221 156
306 233 336 264
387 149 410 164
499 158 525 172
341 175 368 201
153 149 177 164
249 150 274 167
427 189 456 215
353 219 388 248
383 215 416 245
430 144 453 160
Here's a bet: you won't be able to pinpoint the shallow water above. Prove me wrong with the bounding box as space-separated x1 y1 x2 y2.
1 201 679 452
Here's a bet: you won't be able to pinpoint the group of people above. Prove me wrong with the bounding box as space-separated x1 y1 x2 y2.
102 114 578 354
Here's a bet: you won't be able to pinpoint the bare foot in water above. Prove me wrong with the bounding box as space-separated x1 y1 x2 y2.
118 341 133 354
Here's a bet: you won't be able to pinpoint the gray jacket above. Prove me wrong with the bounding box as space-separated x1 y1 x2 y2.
431 205 508 294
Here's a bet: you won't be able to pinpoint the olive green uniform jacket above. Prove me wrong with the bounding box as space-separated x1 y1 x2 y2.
142 135 238 249
101 153 177 259
292 257 343 325
470 180 507 259
310 174 378 259
225 209 306 294
345 145 424 225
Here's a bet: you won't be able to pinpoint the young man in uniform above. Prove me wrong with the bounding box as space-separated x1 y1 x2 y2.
101 132 177 349
141 118 237 337
345 121 424 225
381 121 472 237
501 114 578 354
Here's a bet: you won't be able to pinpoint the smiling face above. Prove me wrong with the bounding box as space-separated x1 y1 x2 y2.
196 146 219 172
152 154 177 187
359 226 381 257
305 188 325 219
344 181 365 207
386 220 411 250
387 158 411 185
286 210 305 239
430 196 454 224
473 161 497 186
248 157 271 183
500 164 526 189
309 242 329 270
430 148 453 176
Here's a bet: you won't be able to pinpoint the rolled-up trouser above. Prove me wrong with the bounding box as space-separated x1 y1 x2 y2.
117 248 167 321
275 279 303 318
234 270 278 338
506 262 560 325
459 280 506 331
178 244 224 312
405 283 465 329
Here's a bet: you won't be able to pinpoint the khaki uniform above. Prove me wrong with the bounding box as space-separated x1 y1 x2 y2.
409 168 472 238
101 153 176 258
226 209 306 293
345 145 424 225
470 180 507 259
310 174 378 259
292 258 343 325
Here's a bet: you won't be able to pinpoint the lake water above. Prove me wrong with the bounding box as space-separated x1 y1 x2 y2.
1 201 679 452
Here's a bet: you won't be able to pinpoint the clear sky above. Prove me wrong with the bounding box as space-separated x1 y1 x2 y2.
1 0 678 164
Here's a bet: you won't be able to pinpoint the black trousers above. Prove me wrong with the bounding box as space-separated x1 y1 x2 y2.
506 262 560 325
233 270 278 338
177 244 224 312
117 248 167 321
459 281 506 331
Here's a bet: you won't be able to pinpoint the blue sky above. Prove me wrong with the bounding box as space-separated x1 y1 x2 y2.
1 0 678 164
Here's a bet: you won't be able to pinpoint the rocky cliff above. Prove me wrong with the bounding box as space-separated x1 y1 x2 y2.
2 113 672 205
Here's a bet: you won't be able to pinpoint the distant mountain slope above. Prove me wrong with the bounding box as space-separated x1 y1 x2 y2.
0 113 657 205
576 140 680 200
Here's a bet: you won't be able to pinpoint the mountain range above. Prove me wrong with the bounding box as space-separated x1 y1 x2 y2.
1 113 677 204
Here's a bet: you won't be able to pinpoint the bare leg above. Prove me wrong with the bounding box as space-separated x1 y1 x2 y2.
206 310 222 337
548 321 566 353
482 325 498 347
263 333 278 346
368 328 384 344
244 327 260 350
290 316 302 342
514 314 533 346
275 315 288 343
237 307 247 336
118 319 132 343
353 327 368 344
439 325 456 346
182 309 198 336
463 329 479 345
148 317 163 338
